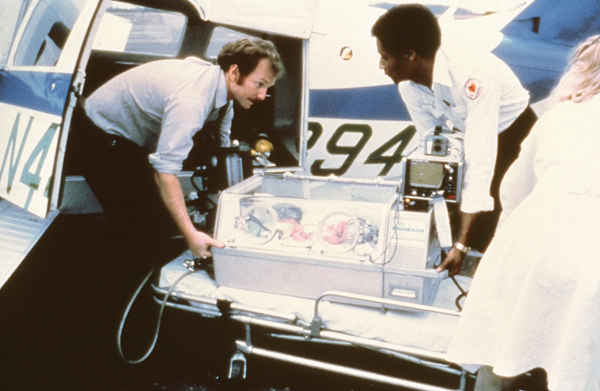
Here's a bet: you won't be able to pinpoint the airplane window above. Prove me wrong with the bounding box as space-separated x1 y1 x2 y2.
13 0 85 67
206 27 254 59
0 0 31 69
97 2 186 57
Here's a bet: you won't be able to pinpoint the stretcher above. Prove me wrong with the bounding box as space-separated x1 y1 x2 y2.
149 250 474 391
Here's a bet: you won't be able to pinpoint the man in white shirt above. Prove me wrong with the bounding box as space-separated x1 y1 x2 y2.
371 4 537 275
79 38 284 262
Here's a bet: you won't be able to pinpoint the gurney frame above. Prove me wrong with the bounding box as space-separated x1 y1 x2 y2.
151 282 473 391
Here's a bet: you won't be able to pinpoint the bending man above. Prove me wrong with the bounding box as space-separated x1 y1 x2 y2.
79 38 284 261
371 4 537 275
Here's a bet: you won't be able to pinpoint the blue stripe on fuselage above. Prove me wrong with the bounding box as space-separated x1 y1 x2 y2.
310 37 567 121
492 35 569 103
0 70 71 116
309 84 411 120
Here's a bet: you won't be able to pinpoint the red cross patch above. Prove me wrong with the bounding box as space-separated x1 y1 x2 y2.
464 78 483 100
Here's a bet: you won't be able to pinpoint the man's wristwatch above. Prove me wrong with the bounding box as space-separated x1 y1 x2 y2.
453 242 471 255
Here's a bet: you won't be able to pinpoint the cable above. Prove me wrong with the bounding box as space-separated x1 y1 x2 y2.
450 275 468 311
190 176 217 207
190 175 203 194
117 268 197 364
369 192 403 265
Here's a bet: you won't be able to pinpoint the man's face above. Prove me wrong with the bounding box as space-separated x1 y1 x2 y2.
376 38 410 84
227 58 276 109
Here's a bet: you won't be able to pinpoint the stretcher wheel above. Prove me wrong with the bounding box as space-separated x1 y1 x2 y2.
228 351 247 379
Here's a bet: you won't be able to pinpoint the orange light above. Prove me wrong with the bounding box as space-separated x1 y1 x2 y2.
340 46 353 61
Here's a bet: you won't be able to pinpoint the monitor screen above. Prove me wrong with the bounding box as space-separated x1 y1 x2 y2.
409 161 444 189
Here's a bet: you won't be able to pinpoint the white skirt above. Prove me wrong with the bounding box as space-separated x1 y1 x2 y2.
446 190 600 391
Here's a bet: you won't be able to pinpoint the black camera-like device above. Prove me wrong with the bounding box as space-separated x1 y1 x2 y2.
424 126 448 156
402 126 464 210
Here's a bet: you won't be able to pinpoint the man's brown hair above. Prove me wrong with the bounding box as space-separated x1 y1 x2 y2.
217 38 285 79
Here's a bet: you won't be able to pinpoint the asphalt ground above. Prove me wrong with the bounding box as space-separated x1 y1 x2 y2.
0 214 475 391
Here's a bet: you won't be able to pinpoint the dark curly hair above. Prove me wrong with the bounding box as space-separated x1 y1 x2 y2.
371 4 441 60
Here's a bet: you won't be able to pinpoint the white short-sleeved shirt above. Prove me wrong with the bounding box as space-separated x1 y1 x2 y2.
85 57 233 174
398 45 529 213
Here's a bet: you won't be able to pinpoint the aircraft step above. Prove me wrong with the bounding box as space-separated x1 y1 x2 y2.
0 200 59 289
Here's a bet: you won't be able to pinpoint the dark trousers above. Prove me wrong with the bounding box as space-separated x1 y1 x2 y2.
72 107 182 266
468 106 538 252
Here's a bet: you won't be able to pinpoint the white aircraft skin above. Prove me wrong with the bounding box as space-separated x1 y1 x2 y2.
0 0 596 288
305 0 541 181
305 0 600 182
307 1 410 180
0 0 575 218
0 0 100 217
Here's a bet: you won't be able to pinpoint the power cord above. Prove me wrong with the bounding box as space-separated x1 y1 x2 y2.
450 275 468 311
117 264 198 364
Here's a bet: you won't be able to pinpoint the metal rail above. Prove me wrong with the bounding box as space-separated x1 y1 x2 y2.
236 340 466 391
153 284 454 361
266 333 462 376
314 290 461 319
152 282 470 390
152 284 298 322
231 314 448 362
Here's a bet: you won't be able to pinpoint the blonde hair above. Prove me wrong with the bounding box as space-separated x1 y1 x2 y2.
553 35 600 103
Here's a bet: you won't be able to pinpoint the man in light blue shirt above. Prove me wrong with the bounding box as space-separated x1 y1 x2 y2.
81 38 284 261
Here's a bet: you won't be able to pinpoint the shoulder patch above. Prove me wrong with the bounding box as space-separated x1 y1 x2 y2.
464 78 483 100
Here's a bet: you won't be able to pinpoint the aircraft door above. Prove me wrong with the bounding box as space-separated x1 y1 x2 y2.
0 0 104 289
0 0 104 218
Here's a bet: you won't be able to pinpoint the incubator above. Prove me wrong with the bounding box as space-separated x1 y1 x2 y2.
213 173 445 305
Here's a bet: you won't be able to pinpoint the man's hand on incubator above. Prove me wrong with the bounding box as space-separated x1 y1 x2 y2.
153 171 224 259
185 230 225 259
436 247 465 277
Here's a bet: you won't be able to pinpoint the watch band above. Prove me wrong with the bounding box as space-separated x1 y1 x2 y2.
453 242 471 254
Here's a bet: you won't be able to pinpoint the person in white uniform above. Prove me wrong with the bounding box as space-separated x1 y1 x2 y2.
446 34 600 391
78 38 284 263
371 4 537 275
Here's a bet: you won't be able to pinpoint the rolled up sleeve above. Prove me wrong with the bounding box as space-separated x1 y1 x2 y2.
149 152 186 174
149 92 212 174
